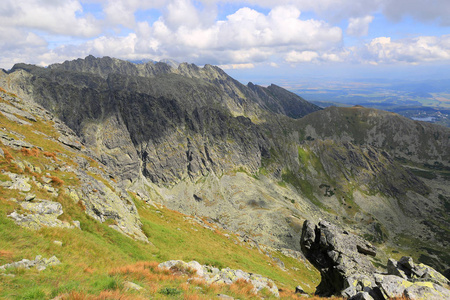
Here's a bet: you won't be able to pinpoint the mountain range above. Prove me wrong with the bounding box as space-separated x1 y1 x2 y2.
0 56 449 299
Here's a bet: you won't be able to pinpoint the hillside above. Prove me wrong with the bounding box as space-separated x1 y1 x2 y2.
0 56 449 299
0 87 319 299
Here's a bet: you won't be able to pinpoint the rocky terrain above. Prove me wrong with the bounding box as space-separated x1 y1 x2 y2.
301 220 450 299
0 55 449 299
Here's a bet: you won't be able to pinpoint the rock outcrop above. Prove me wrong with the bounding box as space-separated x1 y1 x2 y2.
1 56 449 274
0 88 148 242
0 255 61 273
300 220 377 296
8 200 78 230
300 220 450 300
158 260 279 297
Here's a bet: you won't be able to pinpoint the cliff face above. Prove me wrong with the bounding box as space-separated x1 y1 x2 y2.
1 56 449 272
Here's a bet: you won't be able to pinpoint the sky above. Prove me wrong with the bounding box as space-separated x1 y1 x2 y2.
1 0 450 85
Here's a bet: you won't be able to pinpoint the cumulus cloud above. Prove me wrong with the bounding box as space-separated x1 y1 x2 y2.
1 0 450 70
98 4 342 65
360 35 450 64
201 0 450 24
285 48 349 63
347 15 374 37
286 51 319 63
0 0 101 37
218 63 255 69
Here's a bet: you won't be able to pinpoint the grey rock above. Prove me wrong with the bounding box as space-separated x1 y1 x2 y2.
159 260 279 297
72 220 81 229
0 111 32 125
377 274 409 298
0 180 13 188
301 220 450 299
24 194 36 201
404 282 450 300
387 258 407 279
216 294 234 299
123 281 143 291
387 256 450 286
7 173 31 192
300 220 377 297
0 255 61 272
53 240 63 246
8 200 74 230
58 135 81 150
349 291 374 300
295 285 307 294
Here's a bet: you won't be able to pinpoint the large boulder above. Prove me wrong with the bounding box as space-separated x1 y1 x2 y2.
301 220 450 300
300 220 377 296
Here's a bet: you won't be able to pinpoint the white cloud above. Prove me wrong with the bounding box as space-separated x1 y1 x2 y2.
0 0 101 37
1 0 450 70
360 35 450 64
74 4 342 66
286 51 319 63
347 15 374 37
218 63 255 69
285 48 349 63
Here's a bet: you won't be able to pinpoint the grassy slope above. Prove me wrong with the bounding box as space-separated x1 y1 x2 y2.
0 92 323 299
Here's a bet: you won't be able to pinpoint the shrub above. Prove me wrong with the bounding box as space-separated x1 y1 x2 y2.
159 287 182 296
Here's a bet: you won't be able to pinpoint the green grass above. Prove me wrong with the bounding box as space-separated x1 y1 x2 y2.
0 91 323 299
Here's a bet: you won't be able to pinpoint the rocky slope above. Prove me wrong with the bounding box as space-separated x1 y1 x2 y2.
1 55 449 277
301 220 450 299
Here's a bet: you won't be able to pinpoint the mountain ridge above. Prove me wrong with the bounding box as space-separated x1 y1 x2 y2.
1 55 449 278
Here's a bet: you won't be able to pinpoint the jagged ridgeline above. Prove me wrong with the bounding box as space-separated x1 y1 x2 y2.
1 56 449 294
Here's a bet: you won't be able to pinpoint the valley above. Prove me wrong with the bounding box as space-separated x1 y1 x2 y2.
0 56 449 299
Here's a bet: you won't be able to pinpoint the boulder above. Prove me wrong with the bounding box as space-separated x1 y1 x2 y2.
349 291 375 300
123 281 143 291
300 220 377 296
0 255 61 272
300 220 450 300
8 200 74 230
404 282 450 300
387 256 450 286
159 260 279 297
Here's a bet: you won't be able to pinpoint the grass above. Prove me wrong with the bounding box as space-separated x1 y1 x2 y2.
0 144 321 299
0 88 354 299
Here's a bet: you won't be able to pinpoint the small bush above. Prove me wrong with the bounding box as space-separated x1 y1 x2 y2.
159 287 182 296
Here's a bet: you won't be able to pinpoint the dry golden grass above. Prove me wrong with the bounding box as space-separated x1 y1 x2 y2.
43 151 57 159
2 147 14 162
49 175 64 186
0 249 14 260
229 278 257 297
20 147 40 157
62 290 144 300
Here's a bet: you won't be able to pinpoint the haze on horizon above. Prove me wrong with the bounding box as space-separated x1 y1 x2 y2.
1 0 450 86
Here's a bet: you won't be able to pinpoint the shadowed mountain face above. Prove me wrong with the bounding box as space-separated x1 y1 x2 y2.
1 56 449 272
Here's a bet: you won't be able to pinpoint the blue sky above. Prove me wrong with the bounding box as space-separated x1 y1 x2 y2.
1 0 449 85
